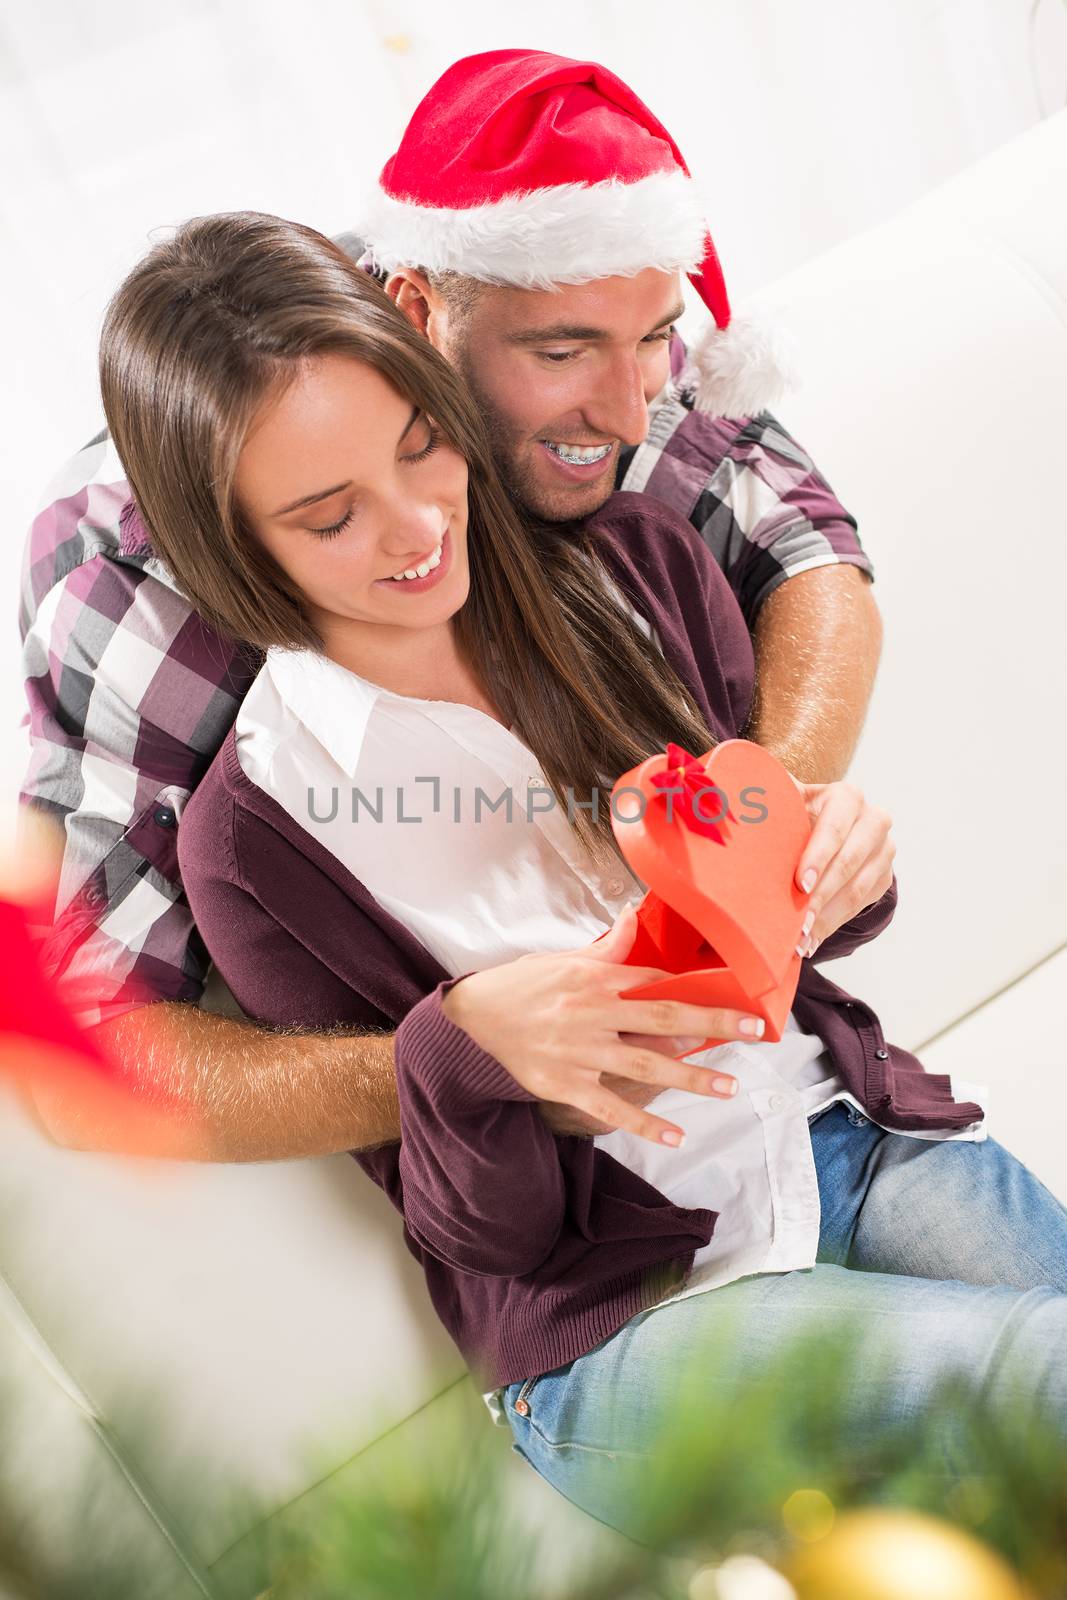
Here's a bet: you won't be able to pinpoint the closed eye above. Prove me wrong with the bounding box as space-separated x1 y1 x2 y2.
307 418 442 538
402 418 442 463
536 326 675 364
308 509 353 540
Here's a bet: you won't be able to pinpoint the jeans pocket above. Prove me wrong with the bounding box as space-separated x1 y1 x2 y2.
511 1374 542 1417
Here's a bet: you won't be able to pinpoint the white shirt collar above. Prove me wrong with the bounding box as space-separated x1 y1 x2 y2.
265 648 380 778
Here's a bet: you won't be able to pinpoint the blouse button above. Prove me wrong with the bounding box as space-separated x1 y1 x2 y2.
768 1092 788 1112
154 806 177 829
874 1047 889 1060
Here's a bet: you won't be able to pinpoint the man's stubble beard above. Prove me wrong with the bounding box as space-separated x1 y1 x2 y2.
450 347 616 526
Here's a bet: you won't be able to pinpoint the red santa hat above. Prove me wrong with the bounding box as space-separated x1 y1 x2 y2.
357 49 790 418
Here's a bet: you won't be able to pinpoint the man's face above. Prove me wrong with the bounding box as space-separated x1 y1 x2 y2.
399 267 684 522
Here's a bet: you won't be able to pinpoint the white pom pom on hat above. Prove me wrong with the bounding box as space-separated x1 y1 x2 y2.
356 48 791 418
681 305 798 418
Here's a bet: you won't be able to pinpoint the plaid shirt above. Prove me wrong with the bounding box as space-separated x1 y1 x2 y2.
19 395 872 1028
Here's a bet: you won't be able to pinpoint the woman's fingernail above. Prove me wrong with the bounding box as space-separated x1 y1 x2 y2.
801 869 817 893
738 1016 765 1038
662 1129 685 1147
714 1076 738 1095
801 910 815 936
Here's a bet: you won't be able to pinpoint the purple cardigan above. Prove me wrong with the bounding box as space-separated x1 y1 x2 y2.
177 493 984 1392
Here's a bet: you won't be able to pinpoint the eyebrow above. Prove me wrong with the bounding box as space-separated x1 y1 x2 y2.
270 405 420 517
504 304 686 346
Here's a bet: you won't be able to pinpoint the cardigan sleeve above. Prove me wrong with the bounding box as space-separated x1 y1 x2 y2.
177 782 394 1034
181 858 391 1032
810 872 898 964
394 978 568 1278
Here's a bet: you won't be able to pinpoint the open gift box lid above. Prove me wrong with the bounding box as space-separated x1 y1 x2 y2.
606 739 813 1045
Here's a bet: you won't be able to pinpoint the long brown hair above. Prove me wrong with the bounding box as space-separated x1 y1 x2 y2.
100 211 716 860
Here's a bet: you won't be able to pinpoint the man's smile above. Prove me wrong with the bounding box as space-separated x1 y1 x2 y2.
538 440 616 479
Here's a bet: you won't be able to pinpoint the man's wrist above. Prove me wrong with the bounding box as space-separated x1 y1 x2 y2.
536 1099 603 1138
746 727 831 787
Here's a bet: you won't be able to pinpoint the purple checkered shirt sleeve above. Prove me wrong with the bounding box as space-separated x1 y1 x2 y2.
621 339 873 627
19 434 259 1028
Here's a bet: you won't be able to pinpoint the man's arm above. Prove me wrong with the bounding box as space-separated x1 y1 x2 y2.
25 1002 401 1161
639 401 881 783
745 564 883 783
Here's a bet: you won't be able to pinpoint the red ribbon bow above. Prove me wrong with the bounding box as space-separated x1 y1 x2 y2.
649 743 733 844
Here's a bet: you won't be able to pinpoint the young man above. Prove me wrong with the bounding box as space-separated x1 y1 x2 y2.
19 49 884 1158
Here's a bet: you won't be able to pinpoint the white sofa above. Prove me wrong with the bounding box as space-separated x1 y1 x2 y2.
3 111 1066 1594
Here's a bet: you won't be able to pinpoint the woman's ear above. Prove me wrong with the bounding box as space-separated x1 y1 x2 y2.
386 269 434 337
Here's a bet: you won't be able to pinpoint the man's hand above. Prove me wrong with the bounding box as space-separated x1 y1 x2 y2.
537 1059 670 1137
792 781 896 957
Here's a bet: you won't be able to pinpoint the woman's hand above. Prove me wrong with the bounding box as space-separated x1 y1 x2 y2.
440 905 766 1148
791 780 897 958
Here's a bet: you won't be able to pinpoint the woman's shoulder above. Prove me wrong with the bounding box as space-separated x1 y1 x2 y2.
584 489 739 620
179 659 294 887
584 489 728 592
586 489 703 554
584 490 755 724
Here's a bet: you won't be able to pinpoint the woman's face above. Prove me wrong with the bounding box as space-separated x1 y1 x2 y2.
234 353 471 649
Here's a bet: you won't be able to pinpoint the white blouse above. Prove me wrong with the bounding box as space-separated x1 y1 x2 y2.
233 585 988 1421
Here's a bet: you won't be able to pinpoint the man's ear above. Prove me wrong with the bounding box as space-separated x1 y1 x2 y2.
387 269 434 337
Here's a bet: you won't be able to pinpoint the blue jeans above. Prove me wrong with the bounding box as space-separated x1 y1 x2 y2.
501 1102 1067 1533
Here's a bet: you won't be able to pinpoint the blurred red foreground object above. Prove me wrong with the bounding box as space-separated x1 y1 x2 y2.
0 883 201 1160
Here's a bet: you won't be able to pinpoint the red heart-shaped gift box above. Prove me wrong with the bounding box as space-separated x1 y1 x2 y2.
608 739 813 1050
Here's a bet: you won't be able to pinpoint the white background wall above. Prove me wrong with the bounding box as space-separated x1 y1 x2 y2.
3 0 1066 828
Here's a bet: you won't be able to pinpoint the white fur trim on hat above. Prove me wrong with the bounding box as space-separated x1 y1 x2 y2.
681 307 798 418
358 169 708 289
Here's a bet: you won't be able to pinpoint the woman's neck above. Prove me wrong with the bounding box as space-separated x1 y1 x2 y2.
315 614 506 723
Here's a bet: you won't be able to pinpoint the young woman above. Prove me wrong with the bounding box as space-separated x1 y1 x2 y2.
99 211 1067 1532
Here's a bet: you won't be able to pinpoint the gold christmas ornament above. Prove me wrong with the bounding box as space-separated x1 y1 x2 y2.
780 1507 1034 1600
781 1487 835 1542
